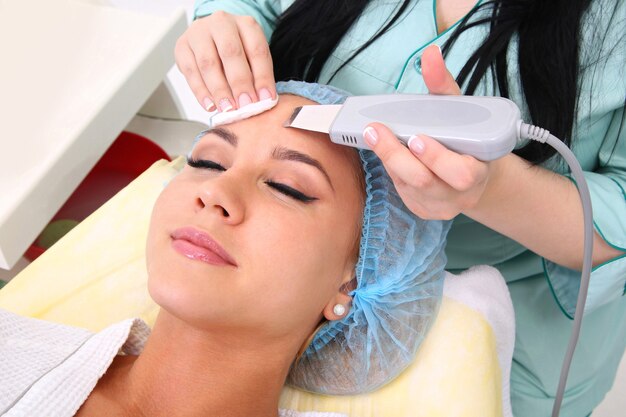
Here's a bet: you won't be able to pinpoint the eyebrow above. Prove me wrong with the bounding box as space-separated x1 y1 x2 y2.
205 127 238 147
271 147 334 191
203 128 334 190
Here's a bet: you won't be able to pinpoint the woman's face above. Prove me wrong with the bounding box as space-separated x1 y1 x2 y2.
147 95 364 343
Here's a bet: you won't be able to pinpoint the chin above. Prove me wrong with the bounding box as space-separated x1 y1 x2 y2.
147 246 190 303
147 258 226 326
148 272 202 323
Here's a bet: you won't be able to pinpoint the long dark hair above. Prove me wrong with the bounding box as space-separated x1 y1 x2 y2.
269 0 624 164
269 1 414 84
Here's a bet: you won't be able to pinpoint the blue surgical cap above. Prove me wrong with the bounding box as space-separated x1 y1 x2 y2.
277 81 451 395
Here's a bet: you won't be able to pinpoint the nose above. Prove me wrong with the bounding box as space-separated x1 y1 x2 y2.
195 174 245 225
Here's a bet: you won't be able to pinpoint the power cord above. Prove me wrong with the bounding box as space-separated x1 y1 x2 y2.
519 123 594 417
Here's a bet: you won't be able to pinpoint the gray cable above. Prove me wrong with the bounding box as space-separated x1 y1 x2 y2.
518 123 594 417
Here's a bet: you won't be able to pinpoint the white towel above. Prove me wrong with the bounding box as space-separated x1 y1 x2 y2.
0 308 147 416
443 265 516 417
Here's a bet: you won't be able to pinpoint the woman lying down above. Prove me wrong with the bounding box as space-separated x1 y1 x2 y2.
0 82 450 417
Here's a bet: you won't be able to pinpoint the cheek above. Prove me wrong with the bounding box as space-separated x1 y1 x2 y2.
243 209 353 319
147 184 181 257
146 181 192 303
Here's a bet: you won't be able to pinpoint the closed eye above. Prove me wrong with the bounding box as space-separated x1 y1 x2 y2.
265 181 318 203
187 157 317 203
187 157 226 171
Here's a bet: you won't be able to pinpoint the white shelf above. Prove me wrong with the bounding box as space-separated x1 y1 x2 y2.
0 0 187 269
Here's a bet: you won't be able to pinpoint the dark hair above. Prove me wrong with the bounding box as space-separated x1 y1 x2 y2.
269 1 414 84
270 0 624 164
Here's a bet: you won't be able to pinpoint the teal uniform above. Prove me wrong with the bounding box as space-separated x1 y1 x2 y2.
195 1 626 415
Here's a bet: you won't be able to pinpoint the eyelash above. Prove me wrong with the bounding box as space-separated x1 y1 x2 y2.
187 157 225 171
186 157 317 203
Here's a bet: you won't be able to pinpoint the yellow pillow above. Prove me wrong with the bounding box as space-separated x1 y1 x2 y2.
0 158 502 417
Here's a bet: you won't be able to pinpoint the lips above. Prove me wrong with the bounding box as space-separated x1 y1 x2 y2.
170 227 237 267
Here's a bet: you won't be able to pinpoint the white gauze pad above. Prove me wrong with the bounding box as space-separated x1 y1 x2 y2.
209 97 279 127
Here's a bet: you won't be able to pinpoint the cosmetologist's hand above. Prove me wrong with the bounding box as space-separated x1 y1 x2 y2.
363 45 499 220
175 11 276 112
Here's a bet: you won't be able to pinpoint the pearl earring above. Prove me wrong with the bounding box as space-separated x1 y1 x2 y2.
333 304 346 317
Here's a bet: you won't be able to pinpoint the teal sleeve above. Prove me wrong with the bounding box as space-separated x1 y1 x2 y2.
193 0 284 40
542 0 626 318
544 106 626 318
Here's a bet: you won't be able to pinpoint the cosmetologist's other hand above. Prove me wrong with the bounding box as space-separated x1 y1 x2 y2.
175 11 276 112
363 45 498 220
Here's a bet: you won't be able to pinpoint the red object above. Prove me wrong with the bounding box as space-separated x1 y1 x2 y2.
24 131 171 261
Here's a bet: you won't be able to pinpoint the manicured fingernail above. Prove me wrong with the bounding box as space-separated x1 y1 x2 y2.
258 88 272 101
363 126 378 147
218 98 233 112
408 135 425 155
238 93 252 107
203 97 215 112
434 44 442 54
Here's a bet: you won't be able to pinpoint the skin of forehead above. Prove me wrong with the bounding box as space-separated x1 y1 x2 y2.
230 94 329 144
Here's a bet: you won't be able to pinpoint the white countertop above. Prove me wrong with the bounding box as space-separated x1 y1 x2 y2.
0 0 187 269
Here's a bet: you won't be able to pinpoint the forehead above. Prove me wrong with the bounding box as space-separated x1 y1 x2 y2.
229 94 320 139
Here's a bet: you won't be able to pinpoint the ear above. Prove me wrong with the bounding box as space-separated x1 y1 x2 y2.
322 291 353 321
322 268 356 321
